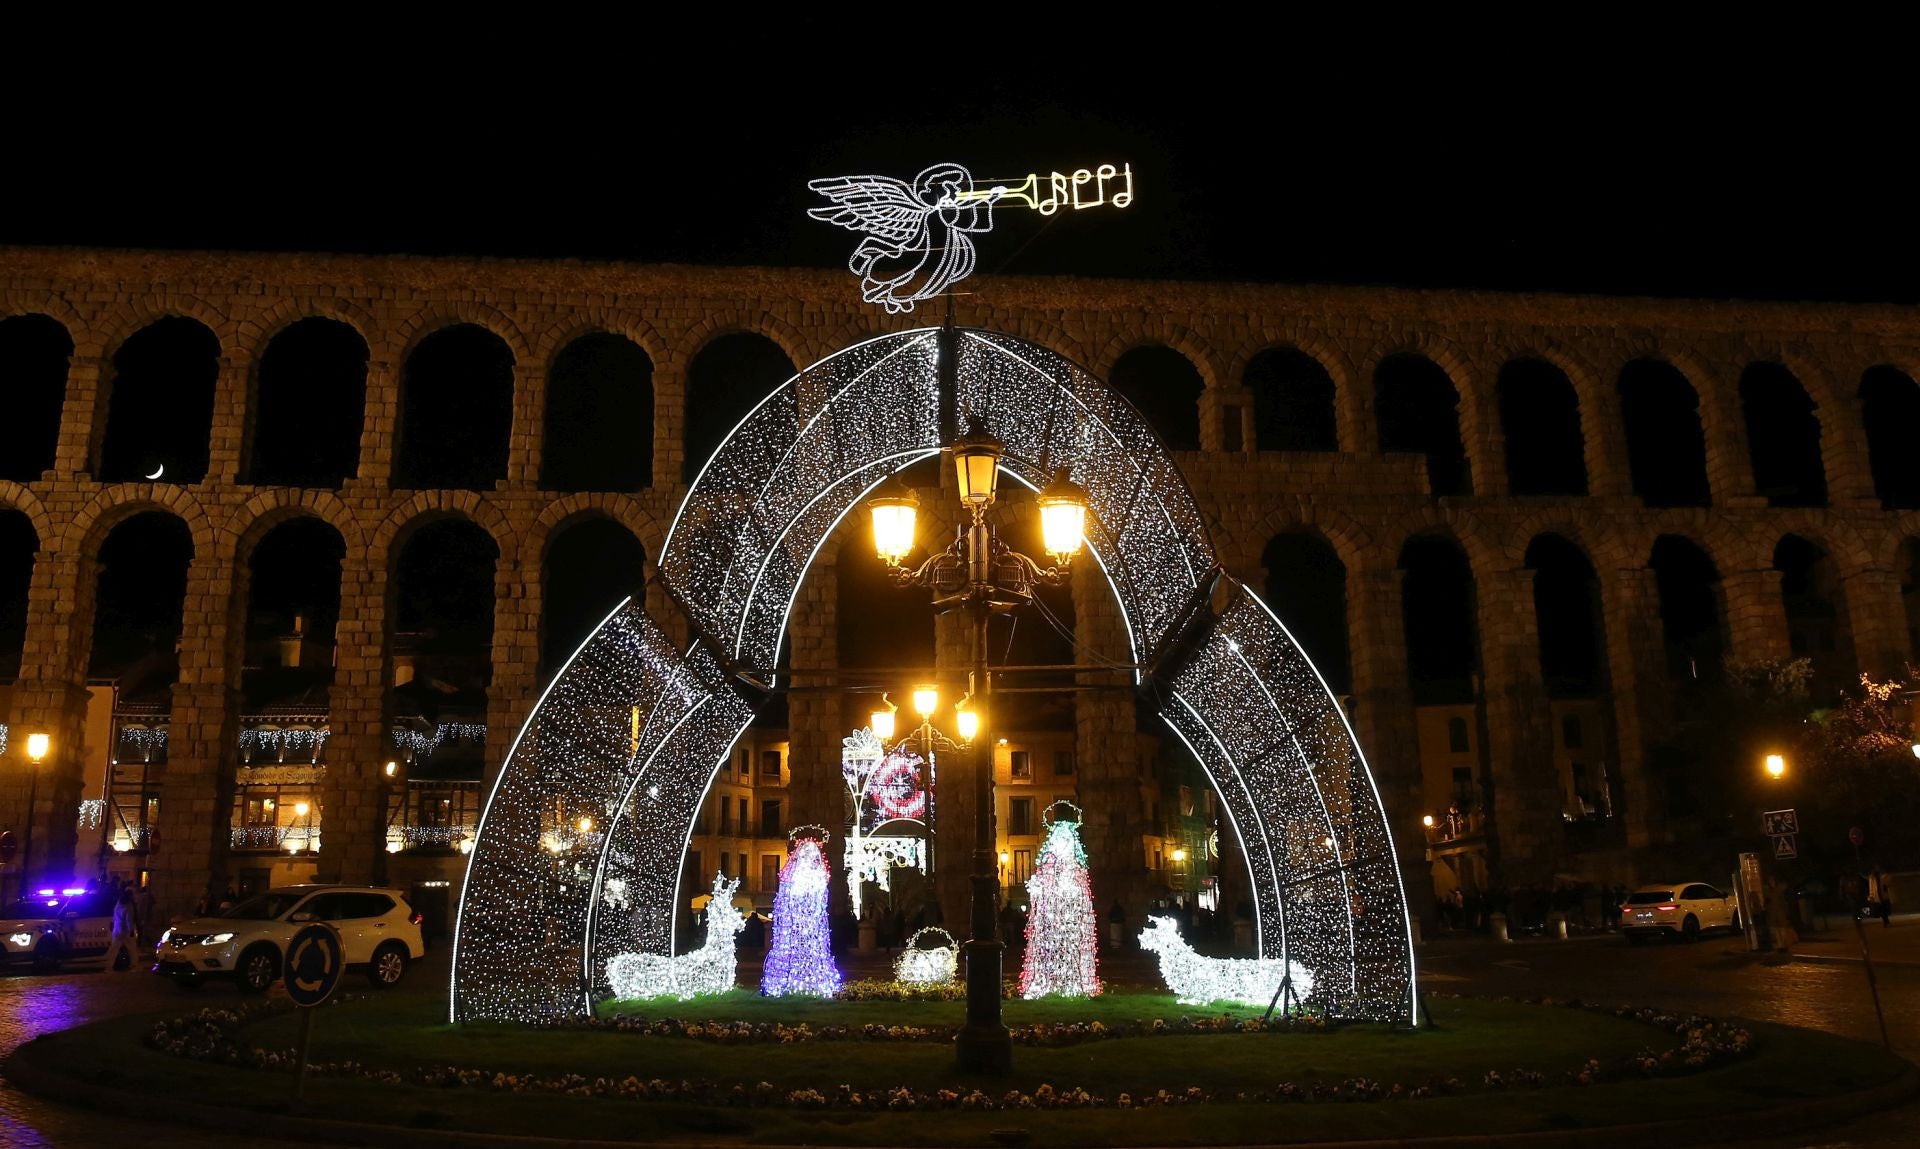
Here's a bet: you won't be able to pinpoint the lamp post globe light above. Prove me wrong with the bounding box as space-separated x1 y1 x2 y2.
866 414 1090 1074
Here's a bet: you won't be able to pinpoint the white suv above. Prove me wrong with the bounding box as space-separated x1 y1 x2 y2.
154 885 426 992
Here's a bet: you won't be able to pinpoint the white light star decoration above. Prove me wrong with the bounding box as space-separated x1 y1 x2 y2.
1139 916 1315 1010
894 926 958 986
605 873 745 1001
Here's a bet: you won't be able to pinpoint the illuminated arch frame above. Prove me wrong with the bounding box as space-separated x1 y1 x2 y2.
451 328 1416 1024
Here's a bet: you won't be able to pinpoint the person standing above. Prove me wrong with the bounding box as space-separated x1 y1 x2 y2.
1868 867 1894 928
105 888 139 972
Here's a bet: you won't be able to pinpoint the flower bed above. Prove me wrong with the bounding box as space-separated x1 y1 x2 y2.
140 993 1756 1114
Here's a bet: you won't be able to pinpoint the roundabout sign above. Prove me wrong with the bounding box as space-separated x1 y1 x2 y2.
285 922 344 1007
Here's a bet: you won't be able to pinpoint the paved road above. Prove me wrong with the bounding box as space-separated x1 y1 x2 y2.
0 930 1914 1147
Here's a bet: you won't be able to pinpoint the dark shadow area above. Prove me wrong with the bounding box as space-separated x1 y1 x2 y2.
249 318 368 488
88 512 194 690
1108 346 1203 451
0 511 35 681
1375 354 1469 496
1860 365 1920 509
242 518 345 708
1618 359 1710 507
540 517 647 677
98 317 219 484
1261 531 1351 694
544 333 654 492
1245 347 1336 452
684 333 794 484
1399 534 1478 704
393 518 500 702
1901 539 1920 663
395 326 514 490
1525 534 1603 696
1774 533 1852 699
1650 535 1724 685
0 314 71 482
1497 359 1587 496
1740 363 1826 507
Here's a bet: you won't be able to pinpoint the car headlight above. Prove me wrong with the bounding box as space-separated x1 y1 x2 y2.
158 929 172 946
7 932 31 948
206 933 234 945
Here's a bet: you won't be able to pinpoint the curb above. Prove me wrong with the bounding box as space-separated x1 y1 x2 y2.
1793 950 1920 968
5 1029 1916 1149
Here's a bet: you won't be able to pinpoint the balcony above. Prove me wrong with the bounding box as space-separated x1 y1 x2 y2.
1423 809 1487 859
230 825 321 853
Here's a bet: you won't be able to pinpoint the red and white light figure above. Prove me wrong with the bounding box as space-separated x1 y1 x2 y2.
1020 802 1102 999
866 752 927 822
761 826 842 997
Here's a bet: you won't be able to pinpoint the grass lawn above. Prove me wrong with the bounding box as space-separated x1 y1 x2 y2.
16 991 1911 1147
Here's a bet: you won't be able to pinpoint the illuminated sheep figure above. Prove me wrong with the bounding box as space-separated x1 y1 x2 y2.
894 926 958 986
1138 916 1315 1009
605 873 745 1000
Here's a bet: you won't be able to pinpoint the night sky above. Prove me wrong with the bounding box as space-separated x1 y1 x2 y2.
5 67 1910 303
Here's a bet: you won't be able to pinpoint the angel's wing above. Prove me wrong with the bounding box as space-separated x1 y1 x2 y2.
807 175 928 244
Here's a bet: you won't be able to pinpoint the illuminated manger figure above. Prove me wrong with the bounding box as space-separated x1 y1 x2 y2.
761 827 843 997
605 872 745 1000
1138 916 1315 1009
1020 802 1101 999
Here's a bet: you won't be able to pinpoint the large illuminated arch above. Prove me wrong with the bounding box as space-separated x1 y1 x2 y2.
451 328 1415 1023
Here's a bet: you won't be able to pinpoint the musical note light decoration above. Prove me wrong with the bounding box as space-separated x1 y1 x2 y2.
809 162 1133 313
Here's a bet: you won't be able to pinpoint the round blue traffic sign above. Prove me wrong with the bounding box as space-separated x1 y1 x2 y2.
284 922 344 1007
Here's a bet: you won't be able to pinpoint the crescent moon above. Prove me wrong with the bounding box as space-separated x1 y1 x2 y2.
144 464 165 480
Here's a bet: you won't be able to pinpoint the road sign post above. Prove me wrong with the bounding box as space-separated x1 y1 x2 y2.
285 922 345 1105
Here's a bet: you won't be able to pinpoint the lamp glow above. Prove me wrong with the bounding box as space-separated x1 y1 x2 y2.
1764 754 1786 779
1171 847 1187 863
385 760 398 777
867 476 919 566
25 733 48 762
951 416 1003 509
954 702 980 743
1422 814 1434 828
578 816 593 834
1036 467 1090 564
294 802 310 817
911 685 939 719
870 697 897 741
1910 743 1919 760
999 850 1011 865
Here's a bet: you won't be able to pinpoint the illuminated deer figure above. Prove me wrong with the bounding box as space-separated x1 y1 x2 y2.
606 873 746 1001
1138 916 1315 1009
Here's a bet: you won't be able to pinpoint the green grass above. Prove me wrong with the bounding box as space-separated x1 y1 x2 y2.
16 993 1911 1147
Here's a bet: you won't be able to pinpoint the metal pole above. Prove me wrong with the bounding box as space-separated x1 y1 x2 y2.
20 767 39 893
1854 916 1893 1050
955 516 1012 1073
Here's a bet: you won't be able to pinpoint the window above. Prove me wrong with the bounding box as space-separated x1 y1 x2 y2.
1010 750 1032 779
719 797 733 835
1052 750 1075 776
1450 767 1475 808
1012 849 1033 884
761 854 780 892
1009 797 1035 836
1447 716 1470 754
719 853 730 877
1179 785 1195 817
1562 714 1584 749
1154 847 1164 870
1683 884 1719 901
760 799 781 837
760 750 782 780
1627 890 1675 905
738 797 748 833
738 853 747 881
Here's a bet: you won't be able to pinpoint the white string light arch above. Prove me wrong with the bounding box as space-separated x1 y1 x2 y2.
451 328 1416 1024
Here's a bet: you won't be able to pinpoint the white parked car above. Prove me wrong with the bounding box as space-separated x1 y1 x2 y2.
1623 882 1740 943
154 885 426 992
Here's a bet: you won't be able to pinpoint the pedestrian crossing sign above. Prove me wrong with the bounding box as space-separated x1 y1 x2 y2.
1771 833 1798 860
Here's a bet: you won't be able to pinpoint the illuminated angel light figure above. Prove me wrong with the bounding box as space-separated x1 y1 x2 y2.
808 163 997 313
1020 803 1101 999
1139 915 1314 1009
605 872 745 1000
761 827 843 997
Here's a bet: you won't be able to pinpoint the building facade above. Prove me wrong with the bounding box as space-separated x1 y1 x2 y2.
1 247 1917 935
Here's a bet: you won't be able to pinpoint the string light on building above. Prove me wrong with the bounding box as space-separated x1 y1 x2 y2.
761 827 842 997
1020 802 1101 1000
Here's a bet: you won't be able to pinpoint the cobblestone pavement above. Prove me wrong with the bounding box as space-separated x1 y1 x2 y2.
0 930 1915 1147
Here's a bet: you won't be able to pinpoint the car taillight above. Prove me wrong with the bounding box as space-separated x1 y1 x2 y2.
1656 904 1678 911
410 911 424 927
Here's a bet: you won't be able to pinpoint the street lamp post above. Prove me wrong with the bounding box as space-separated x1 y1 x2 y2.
20 733 50 894
867 414 1090 1075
